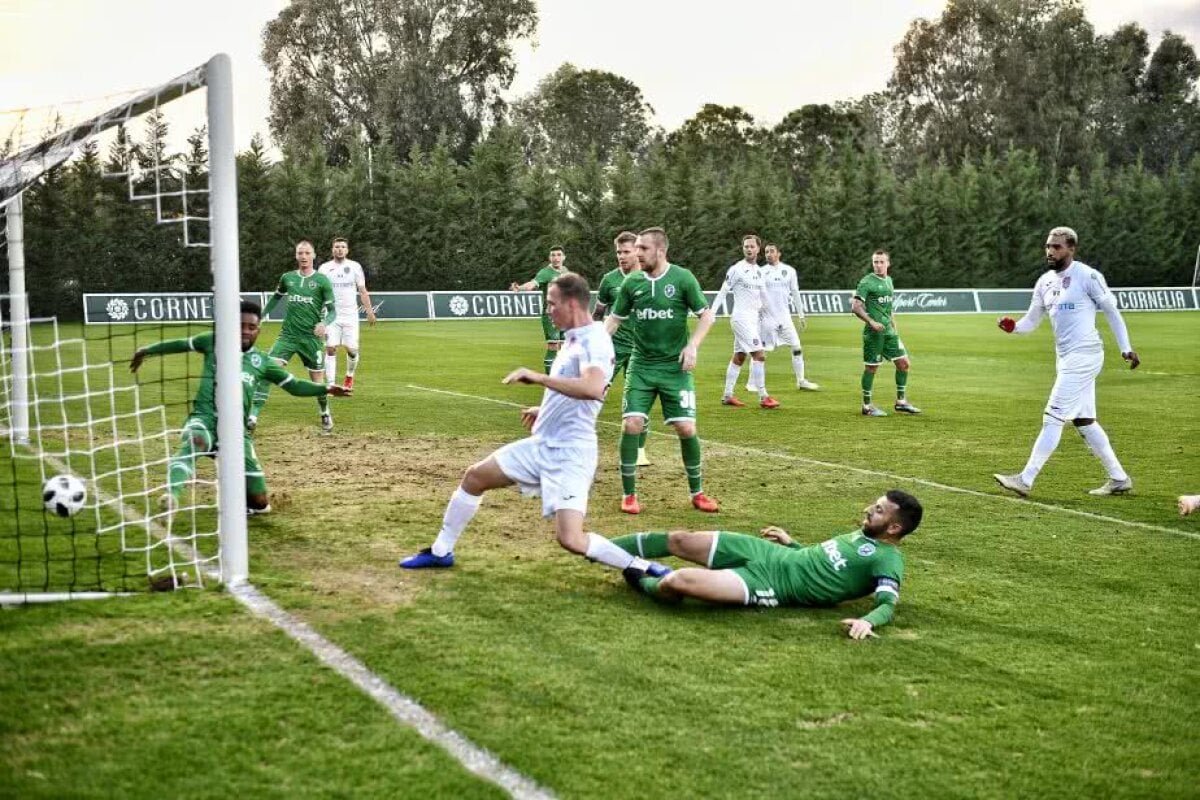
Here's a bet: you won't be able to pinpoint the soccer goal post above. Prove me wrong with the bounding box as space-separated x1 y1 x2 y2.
0 53 247 601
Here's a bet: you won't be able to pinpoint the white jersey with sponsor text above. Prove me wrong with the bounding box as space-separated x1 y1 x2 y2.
1029 261 1116 358
318 259 366 319
715 260 768 321
762 262 803 325
532 321 615 447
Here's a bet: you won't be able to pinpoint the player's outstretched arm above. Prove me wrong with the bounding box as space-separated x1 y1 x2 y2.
130 335 204 372
503 365 608 401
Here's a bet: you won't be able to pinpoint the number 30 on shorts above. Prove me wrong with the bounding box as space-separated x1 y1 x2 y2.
678 390 696 410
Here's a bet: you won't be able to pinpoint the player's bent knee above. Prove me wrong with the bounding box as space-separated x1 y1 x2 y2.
672 421 697 438
623 417 646 435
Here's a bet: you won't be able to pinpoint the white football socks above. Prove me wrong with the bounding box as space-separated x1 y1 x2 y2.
1077 422 1128 481
431 486 482 556
750 361 766 398
325 356 336 385
792 350 806 382
1020 415 1064 485
723 362 742 397
346 351 359 377
585 533 636 569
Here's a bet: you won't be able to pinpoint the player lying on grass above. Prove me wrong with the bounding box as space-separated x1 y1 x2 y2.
131 300 351 513
613 490 923 640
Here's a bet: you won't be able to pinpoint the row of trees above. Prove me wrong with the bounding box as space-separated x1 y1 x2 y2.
6 0 1199 317
263 0 1199 176
14 118 1199 318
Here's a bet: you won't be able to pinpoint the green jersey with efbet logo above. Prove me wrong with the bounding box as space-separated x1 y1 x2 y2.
712 529 904 627
854 272 896 334
610 264 708 366
273 270 335 340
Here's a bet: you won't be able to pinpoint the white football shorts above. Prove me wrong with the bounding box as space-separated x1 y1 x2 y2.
759 316 800 352
1045 351 1103 420
730 314 765 354
494 436 597 518
325 317 360 350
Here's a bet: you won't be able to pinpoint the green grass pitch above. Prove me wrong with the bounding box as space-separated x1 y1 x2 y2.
2 311 1198 798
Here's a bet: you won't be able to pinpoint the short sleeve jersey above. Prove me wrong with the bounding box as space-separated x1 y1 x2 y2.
595 267 636 352
1029 261 1116 358
854 273 896 334
163 333 300 424
317 259 366 319
275 271 334 339
781 530 904 608
610 265 709 366
532 321 615 446
534 266 563 318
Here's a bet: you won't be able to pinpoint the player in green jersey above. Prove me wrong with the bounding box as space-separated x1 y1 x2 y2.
614 490 923 639
249 240 338 432
510 246 567 373
593 230 650 467
130 300 351 513
852 249 921 417
605 227 719 515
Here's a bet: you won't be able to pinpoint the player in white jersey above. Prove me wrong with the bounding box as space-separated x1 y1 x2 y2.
318 237 376 390
750 243 819 391
993 226 1140 498
713 234 779 409
399 273 663 576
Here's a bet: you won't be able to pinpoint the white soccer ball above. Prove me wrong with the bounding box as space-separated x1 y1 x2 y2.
42 474 87 517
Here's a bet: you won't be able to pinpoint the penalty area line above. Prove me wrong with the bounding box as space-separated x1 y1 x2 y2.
406 383 1199 542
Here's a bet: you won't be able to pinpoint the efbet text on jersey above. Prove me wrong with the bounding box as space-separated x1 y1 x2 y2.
636 308 675 321
822 539 848 571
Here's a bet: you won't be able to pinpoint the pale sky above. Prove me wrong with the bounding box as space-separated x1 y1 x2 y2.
1 0 1197 151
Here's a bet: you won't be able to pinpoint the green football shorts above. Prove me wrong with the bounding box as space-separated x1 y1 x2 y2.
862 330 908 366
710 531 800 608
622 360 697 425
269 333 325 372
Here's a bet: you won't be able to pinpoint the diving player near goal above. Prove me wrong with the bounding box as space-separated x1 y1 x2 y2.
130 300 350 513
757 242 818 391
615 490 923 640
593 230 650 467
713 234 778 409
249 239 337 433
510 246 567 373
852 250 921 417
318 237 376 390
993 226 1140 498
605 227 720 515
399 273 661 577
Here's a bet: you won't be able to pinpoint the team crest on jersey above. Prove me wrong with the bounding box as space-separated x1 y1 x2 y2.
857 542 876 557
249 353 263 369
1062 276 1071 289
664 284 676 298
343 266 350 274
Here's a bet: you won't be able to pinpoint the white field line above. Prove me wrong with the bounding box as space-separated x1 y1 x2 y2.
406 383 1199 542
24 449 554 800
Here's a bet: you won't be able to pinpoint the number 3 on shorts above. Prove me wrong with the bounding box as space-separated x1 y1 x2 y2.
679 390 696 410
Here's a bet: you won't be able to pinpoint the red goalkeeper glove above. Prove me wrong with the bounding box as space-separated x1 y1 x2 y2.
997 317 1016 333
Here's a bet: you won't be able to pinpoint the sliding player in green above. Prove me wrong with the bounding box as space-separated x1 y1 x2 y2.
614 490 923 640
852 250 921 417
131 300 351 513
510 246 567 373
605 227 719 515
249 239 337 432
593 230 650 467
